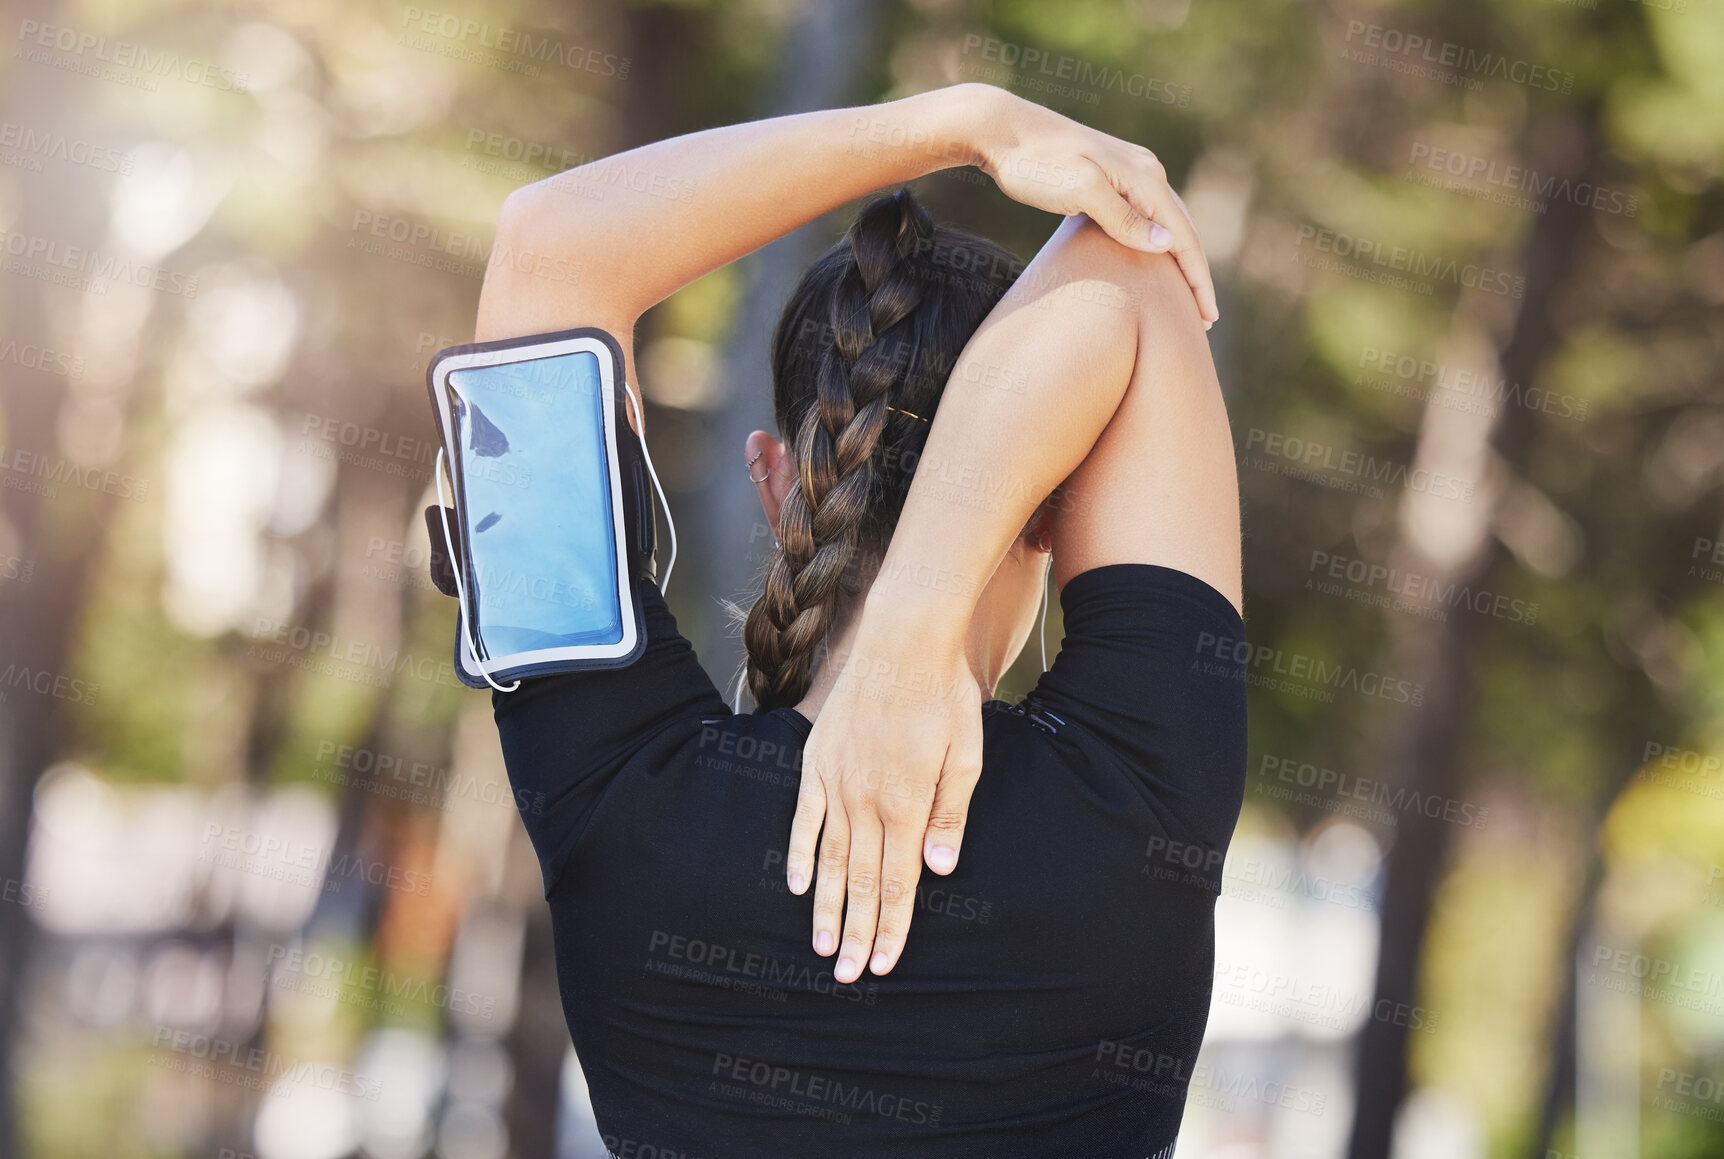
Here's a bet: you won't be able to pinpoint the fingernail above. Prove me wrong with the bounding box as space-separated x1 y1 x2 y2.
926 845 958 873
789 872 806 894
815 930 834 955
870 952 890 974
1148 223 1173 248
837 957 856 980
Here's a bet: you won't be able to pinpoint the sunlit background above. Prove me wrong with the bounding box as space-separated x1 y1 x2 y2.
1 0 1722 1156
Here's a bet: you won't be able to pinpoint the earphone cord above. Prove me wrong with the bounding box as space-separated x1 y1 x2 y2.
624 378 677 594
1038 555 1052 673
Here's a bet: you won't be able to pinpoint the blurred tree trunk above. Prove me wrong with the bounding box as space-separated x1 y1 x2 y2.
691 0 885 695
503 904 565 1159
0 0 101 1151
0 320 68 1159
1346 105 1607 1159
1525 637 1680 1153
1528 850 1598 1159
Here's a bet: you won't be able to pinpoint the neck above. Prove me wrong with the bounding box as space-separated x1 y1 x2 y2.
791 607 994 724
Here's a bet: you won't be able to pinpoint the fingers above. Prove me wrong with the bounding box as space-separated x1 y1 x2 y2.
1077 152 1218 328
1121 156 1218 326
809 782 849 959
1075 163 1160 254
866 813 927 977
786 760 828 895
833 803 884 984
791 691 977 983
923 728 983 876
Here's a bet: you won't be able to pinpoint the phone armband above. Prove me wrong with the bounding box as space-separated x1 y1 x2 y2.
423 326 664 689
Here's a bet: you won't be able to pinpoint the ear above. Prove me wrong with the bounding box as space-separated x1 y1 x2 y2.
744 430 795 540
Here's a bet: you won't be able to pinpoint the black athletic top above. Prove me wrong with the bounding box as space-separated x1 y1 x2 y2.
492 562 1248 1158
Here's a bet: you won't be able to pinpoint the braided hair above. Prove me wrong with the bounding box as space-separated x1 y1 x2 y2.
740 187 1023 711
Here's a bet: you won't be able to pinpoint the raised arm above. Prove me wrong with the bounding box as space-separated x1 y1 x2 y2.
472 83 1217 360
867 213 1239 623
796 213 1240 982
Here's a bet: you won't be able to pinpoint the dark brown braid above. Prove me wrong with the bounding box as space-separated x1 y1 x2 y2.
740 188 1023 710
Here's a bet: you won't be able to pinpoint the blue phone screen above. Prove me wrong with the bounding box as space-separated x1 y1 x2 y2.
447 350 624 657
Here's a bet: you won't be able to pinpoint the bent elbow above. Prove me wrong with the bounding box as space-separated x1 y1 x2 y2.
495 185 544 247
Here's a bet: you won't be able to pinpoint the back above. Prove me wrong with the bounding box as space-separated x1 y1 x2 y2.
492 562 1248 1158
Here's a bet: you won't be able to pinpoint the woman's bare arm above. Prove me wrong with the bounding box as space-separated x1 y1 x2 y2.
796 213 1240 982
870 213 1237 618
472 83 1218 362
476 85 983 346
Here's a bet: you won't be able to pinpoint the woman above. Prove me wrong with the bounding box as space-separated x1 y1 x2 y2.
475 82 1246 1157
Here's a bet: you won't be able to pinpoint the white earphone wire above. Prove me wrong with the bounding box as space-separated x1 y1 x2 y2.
622 378 676 594
1038 555 1052 673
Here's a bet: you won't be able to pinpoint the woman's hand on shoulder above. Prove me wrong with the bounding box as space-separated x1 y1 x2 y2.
788 630 984 983
954 82 1218 326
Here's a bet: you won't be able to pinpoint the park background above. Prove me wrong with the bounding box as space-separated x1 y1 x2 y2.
1 0 1722 1156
